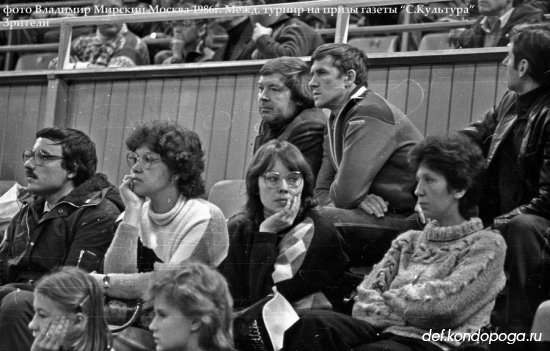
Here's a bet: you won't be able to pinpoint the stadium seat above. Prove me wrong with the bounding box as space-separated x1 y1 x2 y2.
348 36 399 53
418 32 453 51
207 180 246 219
15 53 57 71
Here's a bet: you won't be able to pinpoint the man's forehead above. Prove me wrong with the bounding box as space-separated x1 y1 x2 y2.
33 137 62 153
258 73 286 85
311 56 336 69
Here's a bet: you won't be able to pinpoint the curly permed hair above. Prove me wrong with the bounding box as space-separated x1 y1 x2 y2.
126 120 206 198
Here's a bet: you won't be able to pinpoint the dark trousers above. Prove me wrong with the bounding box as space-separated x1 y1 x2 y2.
282 310 442 351
0 285 34 351
492 214 550 350
320 207 420 266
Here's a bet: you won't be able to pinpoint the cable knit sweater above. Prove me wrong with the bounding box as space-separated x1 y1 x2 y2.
352 218 506 350
103 195 229 299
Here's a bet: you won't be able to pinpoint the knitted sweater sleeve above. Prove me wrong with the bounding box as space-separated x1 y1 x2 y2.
104 222 139 274
166 204 229 267
381 231 507 329
353 233 409 328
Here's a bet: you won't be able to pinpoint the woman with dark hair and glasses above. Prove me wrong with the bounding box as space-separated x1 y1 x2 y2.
29 266 112 351
220 140 348 311
91 121 228 306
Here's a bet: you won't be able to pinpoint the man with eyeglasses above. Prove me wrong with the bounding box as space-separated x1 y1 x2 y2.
457 23 550 348
0 127 123 351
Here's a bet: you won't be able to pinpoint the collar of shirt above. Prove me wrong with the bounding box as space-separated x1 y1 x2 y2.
480 7 514 34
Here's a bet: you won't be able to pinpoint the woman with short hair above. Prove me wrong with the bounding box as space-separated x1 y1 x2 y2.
146 261 234 351
92 120 228 301
282 134 507 351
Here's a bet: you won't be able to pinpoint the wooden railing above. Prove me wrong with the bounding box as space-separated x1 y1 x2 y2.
0 47 508 190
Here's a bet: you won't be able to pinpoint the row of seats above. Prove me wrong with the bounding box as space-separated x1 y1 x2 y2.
348 32 452 54
12 33 452 71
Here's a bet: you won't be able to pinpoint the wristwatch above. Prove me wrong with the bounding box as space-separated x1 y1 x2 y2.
102 274 111 291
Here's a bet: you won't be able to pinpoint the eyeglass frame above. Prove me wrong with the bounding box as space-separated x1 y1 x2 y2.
261 171 303 189
126 151 162 170
22 150 64 166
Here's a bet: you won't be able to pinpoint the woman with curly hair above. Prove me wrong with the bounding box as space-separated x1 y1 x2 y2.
281 134 507 351
220 140 348 311
92 121 228 302
146 261 234 351
29 267 112 351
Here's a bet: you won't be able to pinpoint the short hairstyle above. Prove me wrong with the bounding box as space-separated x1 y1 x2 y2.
311 43 369 87
260 57 314 111
34 266 110 351
510 22 550 86
36 127 97 187
126 121 206 198
245 140 317 227
408 133 486 219
146 262 234 351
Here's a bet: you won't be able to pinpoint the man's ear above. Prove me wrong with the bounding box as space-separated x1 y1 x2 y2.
67 162 78 180
518 58 530 78
192 317 205 332
454 189 466 199
345 69 356 87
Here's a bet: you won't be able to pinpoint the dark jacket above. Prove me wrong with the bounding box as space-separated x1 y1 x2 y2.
237 14 324 60
0 173 124 284
314 86 423 211
220 209 348 310
456 4 543 48
253 107 326 179
461 88 550 222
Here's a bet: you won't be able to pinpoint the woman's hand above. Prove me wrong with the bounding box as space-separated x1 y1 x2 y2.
120 174 145 226
259 195 301 233
31 316 70 351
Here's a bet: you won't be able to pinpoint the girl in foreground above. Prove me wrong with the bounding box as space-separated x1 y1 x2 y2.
29 266 111 351
146 261 234 351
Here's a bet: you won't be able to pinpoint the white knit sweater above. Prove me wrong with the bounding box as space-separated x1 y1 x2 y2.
352 218 507 350
103 195 228 299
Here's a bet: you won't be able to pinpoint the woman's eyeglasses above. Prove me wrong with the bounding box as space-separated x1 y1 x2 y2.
126 152 162 170
22 150 64 166
262 171 303 188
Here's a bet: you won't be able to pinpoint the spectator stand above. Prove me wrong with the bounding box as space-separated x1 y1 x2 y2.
0 0 508 192
0 0 139 70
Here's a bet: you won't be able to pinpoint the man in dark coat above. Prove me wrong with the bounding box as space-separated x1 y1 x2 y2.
459 23 550 346
253 57 326 179
0 127 123 351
